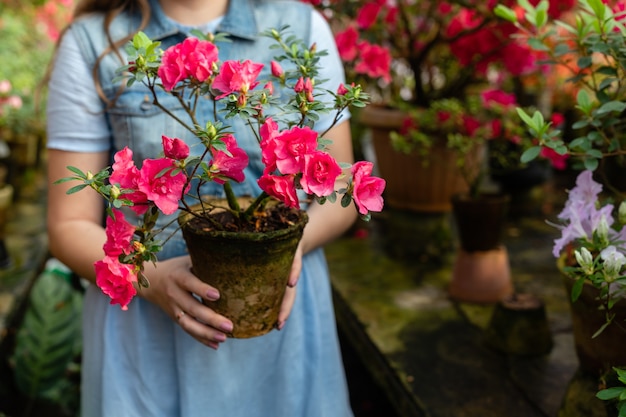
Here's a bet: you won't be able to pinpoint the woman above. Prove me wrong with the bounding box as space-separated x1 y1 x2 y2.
45 0 357 415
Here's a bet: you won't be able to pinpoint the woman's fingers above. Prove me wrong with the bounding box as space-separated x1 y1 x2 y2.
277 285 296 330
143 256 233 349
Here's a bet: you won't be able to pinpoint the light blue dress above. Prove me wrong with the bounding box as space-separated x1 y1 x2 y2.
46 1 354 416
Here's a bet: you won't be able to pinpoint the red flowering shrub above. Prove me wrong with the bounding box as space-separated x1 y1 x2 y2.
303 0 575 108
59 28 386 309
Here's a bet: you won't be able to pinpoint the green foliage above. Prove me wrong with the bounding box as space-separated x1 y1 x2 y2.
499 0 626 173
12 267 82 403
598 367 626 417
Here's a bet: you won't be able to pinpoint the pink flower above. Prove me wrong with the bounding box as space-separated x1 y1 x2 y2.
462 115 481 137
213 59 264 99
271 126 319 175
481 89 517 107
162 135 190 160
335 27 360 61
158 43 187 91
209 134 249 184
356 2 382 30
351 161 385 215
95 256 138 310
110 147 149 214
300 151 342 197
181 37 219 83
260 118 280 171
258 174 300 208
354 42 392 83
158 37 219 90
103 209 136 257
137 158 187 215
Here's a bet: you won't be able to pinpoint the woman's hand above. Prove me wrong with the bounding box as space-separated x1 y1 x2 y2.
277 243 303 330
140 256 234 350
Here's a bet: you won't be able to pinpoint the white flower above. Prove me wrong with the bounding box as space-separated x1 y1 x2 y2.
600 246 626 281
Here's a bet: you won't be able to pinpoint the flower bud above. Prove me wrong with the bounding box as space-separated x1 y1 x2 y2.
575 247 594 275
271 61 284 78
337 83 349 96
597 215 610 246
619 201 626 225
110 184 121 200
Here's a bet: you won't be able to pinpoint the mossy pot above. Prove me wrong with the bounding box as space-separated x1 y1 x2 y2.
178 199 308 338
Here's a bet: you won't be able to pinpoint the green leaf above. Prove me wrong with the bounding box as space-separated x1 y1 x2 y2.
572 277 585 301
592 320 612 338
494 5 518 22
577 56 593 69
528 38 550 51
12 269 82 399
66 184 89 195
516 108 539 129
597 101 626 115
584 157 599 171
597 387 625 400
521 146 542 163
576 89 592 113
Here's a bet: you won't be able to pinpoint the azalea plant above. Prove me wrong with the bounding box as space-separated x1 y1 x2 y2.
496 0 626 181
304 0 574 196
57 28 386 309
392 88 565 197
302 0 563 108
550 170 626 332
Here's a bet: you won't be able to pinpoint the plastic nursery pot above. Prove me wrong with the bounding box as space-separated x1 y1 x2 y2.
178 199 308 338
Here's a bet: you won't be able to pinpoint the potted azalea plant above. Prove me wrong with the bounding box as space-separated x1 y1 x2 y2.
57 28 385 338
496 0 626 384
303 0 571 212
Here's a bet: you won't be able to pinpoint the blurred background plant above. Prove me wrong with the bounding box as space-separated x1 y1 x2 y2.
497 0 626 194
303 0 574 206
0 0 73 176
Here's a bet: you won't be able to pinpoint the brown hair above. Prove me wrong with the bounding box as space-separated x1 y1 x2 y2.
40 0 151 105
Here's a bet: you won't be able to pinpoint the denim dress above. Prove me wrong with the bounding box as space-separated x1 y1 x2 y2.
46 0 354 416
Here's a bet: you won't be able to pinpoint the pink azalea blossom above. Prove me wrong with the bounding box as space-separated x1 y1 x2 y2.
158 43 187 91
162 135 190 160
212 59 264 99
356 2 382 30
300 151 342 197
354 42 392 83
94 256 138 310
103 209 136 257
181 37 219 82
137 158 187 215
481 89 517 107
260 118 280 171
351 161 385 215
271 126 319 175
335 27 360 61
110 147 149 214
209 134 249 184
258 173 300 208
158 37 219 90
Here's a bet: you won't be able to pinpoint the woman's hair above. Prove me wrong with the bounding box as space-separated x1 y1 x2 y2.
40 0 151 104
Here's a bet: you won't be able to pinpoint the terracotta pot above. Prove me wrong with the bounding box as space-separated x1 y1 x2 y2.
361 105 477 213
451 193 510 252
178 199 308 338
562 271 626 376
448 246 514 303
